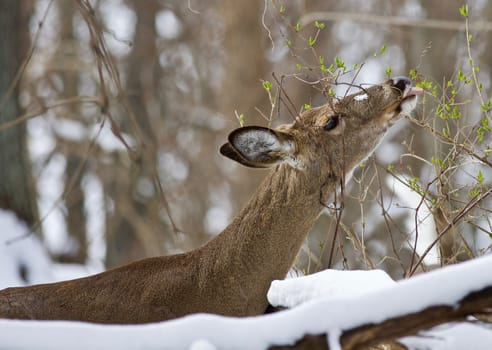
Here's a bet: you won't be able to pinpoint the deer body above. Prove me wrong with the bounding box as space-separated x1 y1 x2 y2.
0 77 422 323
0 166 324 323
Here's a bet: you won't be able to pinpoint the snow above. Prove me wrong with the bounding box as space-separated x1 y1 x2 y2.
268 269 395 308
100 0 136 56
50 263 102 282
81 172 107 265
36 153 70 255
189 339 218 350
52 118 87 142
204 206 230 234
155 10 182 40
0 210 54 288
354 93 368 101
401 322 492 350
0 209 102 289
90 122 135 153
1 254 492 349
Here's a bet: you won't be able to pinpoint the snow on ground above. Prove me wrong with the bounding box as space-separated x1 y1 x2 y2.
1 254 492 350
0 210 54 288
0 209 101 289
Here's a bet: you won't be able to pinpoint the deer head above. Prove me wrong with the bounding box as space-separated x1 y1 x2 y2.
220 77 423 190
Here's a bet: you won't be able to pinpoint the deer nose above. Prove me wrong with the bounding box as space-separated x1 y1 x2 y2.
391 76 412 92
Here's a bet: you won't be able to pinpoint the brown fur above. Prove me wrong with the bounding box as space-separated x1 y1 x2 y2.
0 78 416 323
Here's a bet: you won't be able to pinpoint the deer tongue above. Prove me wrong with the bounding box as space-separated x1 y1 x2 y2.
405 87 424 98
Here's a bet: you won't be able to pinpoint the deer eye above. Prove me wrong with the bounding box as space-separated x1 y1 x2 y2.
323 115 340 131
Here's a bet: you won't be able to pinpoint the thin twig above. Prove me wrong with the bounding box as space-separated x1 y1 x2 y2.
76 0 183 240
376 166 406 274
7 119 106 244
406 115 492 168
0 97 101 133
409 188 492 276
271 72 298 121
187 0 200 15
261 0 275 51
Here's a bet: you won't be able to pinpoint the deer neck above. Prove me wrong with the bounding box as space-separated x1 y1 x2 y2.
200 164 340 304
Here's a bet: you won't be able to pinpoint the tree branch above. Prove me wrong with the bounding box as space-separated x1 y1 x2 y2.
299 12 492 32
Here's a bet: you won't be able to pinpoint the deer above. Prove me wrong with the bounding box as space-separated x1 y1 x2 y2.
0 77 422 324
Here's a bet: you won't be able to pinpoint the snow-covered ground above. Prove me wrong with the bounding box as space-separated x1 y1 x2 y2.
0 209 101 289
1 253 492 350
0 210 55 289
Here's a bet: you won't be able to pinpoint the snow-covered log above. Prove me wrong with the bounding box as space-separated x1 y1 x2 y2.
271 285 492 349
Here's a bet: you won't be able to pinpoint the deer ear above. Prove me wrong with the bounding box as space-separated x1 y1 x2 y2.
220 142 269 168
220 126 295 168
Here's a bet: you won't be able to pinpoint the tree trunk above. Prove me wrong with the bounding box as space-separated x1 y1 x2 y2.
0 0 38 226
105 0 165 267
56 0 88 263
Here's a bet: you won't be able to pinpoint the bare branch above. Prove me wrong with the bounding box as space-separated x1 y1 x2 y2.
299 11 492 32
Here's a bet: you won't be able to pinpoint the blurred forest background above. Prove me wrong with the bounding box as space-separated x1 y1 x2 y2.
0 0 491 282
